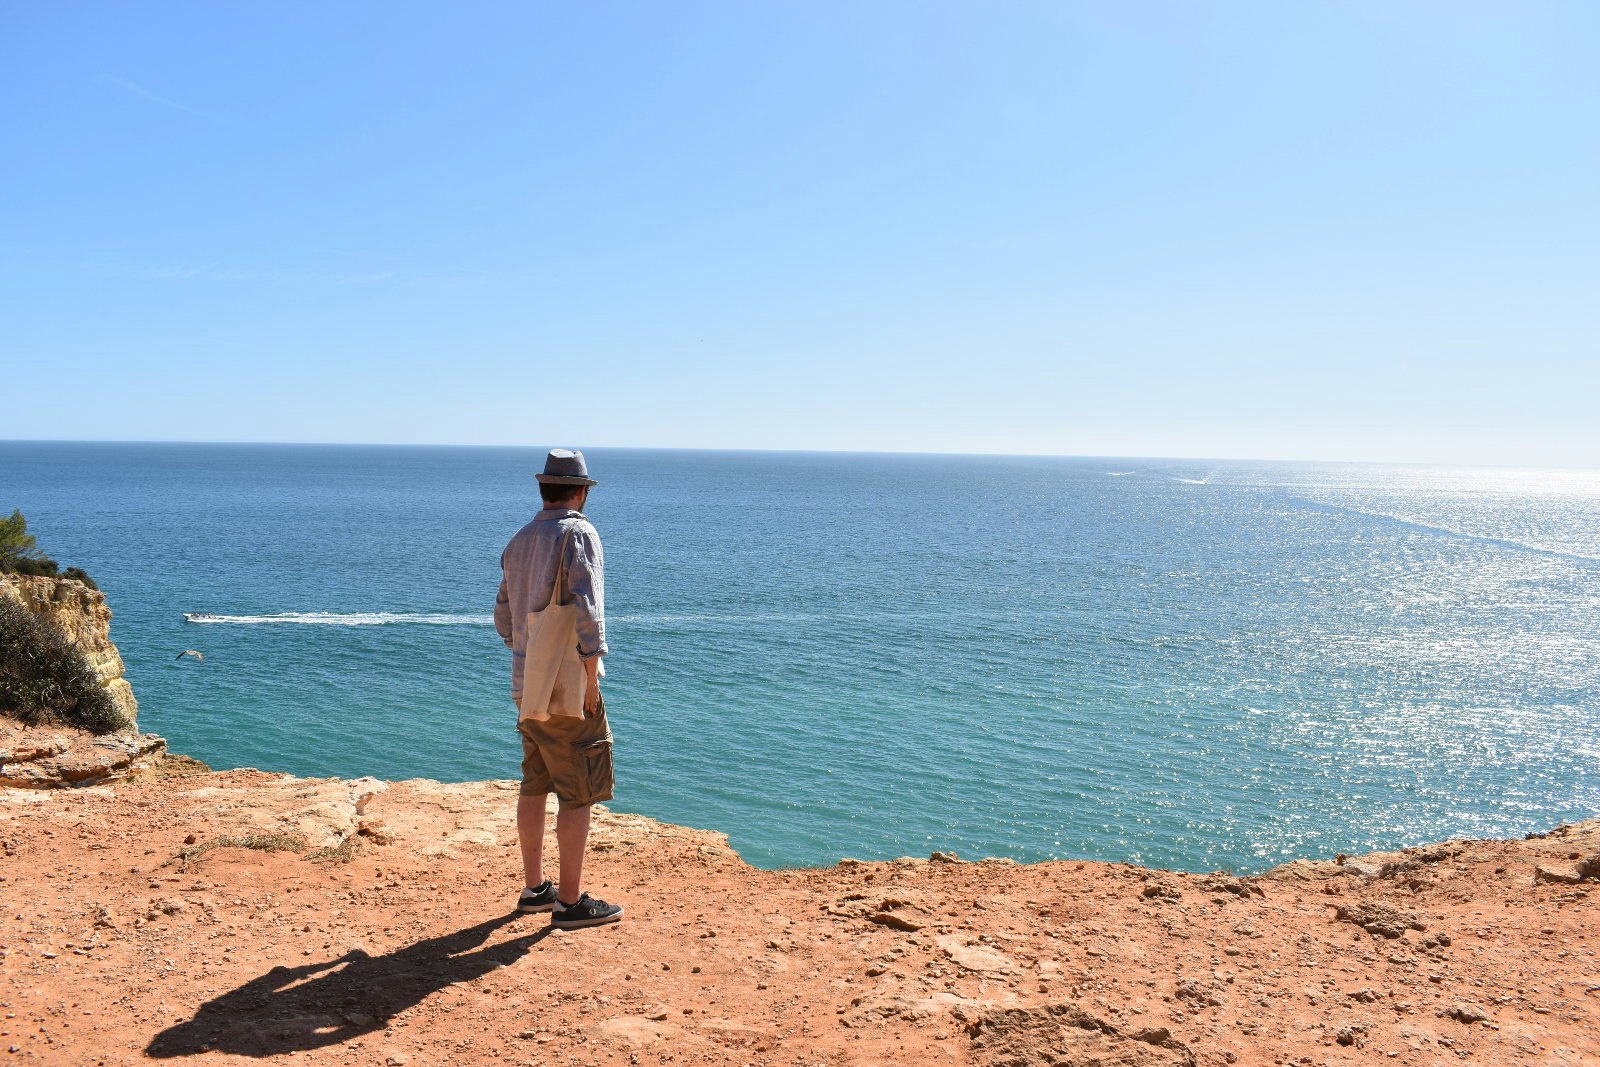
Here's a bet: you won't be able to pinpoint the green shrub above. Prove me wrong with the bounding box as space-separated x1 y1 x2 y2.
8 556 60 578
0 596 129 734
61 567 98 591
0 511 96 588
0 510 38 568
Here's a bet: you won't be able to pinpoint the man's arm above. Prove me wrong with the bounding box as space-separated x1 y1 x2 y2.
582 656 601 715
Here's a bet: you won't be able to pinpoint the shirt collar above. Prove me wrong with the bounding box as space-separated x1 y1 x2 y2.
535 508 586 521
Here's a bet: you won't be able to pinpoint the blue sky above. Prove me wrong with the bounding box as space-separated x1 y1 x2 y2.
4 2 1596 465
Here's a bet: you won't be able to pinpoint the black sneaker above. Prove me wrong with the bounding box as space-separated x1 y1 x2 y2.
516 881 558 914
550 893 624 929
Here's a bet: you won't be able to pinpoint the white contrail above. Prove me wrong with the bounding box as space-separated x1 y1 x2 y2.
104 76 212 118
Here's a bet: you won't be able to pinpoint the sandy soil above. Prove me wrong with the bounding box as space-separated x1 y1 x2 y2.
1 764 1595 1067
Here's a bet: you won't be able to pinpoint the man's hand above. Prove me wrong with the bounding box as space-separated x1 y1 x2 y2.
583 657 601 717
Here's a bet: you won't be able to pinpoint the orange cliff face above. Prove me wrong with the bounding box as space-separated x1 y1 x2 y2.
0 573 138 726
0 764 1596 1067
1 574 163 789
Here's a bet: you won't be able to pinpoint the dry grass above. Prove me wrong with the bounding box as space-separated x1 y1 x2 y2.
306 836 361 865
163 832 307 871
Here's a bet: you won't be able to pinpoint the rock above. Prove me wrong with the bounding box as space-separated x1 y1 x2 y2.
1267 845 1445 883
936 935 1015 975
144 752 210 779
1341 858 1388 879
842 992 971 1028
1333 902 1425 939
968 1003 1194 1066
169 777 384 850
1534 864 1582 885
867 911 923 932
0 721 167 790
1174 978 1226 1008
0 738 66 763
1142 883 1182 901
147 898 184 919
1532 855 1600 885
592 1016 676 1047
1196 874 1264 899
1260 858 1346 882
929 850 963 863
1446 1002 1488 1024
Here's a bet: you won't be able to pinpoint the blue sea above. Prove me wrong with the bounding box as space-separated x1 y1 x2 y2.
2 442 1597 871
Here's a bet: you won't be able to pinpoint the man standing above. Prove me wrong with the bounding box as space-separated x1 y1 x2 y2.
494 448 623 929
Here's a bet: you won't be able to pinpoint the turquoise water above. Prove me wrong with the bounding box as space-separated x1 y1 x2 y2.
3 442 1596 871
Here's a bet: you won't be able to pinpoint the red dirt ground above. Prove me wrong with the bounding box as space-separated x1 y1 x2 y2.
2 766 1596 1067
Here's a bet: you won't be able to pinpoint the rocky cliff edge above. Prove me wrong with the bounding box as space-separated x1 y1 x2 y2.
1 763 1595 1067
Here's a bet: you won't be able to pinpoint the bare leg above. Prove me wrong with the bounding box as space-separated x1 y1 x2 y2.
555 803 593 904
517 794 548 889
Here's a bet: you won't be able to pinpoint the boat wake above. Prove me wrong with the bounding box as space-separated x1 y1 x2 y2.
1292 497 1600 566
183 612 492 626
1106 468 1214 485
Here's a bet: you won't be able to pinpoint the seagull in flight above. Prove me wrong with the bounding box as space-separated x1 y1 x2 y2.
175 650 205 662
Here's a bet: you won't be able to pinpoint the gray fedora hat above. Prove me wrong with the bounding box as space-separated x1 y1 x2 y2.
535 448 598 486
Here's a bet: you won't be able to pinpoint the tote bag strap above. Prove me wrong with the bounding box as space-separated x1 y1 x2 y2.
550 526 578 607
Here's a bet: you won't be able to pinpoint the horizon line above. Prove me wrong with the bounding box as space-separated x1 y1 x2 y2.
2 437 1596 473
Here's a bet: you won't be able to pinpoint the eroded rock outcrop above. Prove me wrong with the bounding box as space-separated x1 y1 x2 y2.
124 770 741 864
0 572 138 724
0 720 168 788
1 573 163 787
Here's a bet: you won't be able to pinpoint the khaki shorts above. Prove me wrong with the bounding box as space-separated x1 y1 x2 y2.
517 694 614 809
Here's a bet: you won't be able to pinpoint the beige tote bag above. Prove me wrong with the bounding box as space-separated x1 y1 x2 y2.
517 529 588 722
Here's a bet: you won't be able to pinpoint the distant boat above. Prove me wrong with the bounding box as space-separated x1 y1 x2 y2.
183 613 221 623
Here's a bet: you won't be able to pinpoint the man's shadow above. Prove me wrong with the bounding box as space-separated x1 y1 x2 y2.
147 913 551 1058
